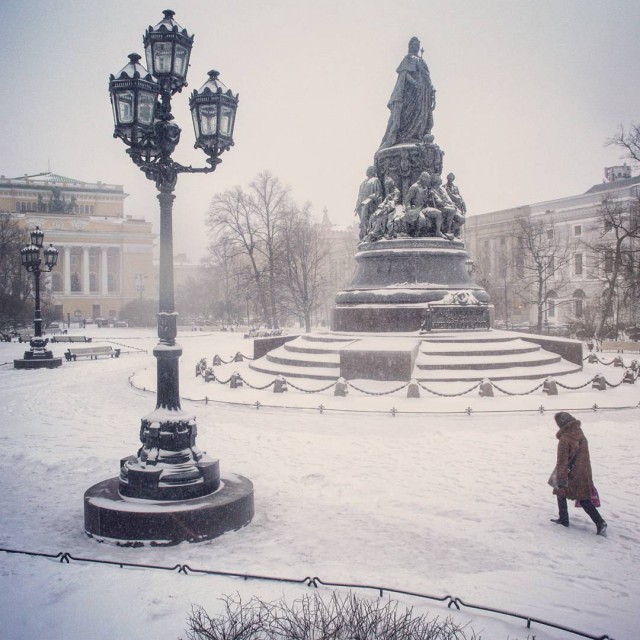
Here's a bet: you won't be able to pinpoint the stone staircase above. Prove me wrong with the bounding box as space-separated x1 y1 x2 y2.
414 332 582 381
248 330 582 382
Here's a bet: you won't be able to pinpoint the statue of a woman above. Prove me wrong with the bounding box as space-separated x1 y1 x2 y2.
379 37 436 149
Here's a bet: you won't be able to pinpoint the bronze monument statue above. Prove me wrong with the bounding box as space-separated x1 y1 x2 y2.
354 166 382 240
331 33 489 333
364 176 400 242
380 37 436 149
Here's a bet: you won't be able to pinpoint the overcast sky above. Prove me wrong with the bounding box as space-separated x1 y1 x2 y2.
1 0 639 259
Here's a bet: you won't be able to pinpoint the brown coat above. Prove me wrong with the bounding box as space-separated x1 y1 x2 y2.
553 418 594 501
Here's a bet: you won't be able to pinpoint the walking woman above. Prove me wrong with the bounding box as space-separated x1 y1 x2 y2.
550 412 607 535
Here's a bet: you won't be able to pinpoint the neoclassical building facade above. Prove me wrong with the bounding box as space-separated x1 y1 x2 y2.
465 166 640 331
0 172 154 321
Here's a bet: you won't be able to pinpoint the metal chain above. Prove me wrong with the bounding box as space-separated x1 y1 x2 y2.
555 377 598 390
491 381 545 396
286 379 337 393
416 381 482 397
346 380 409 395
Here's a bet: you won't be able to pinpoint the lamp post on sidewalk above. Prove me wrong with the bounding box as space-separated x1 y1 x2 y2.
84 9 253 545
14 227 62 370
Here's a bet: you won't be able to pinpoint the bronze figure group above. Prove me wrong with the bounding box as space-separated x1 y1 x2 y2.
355 36 467 244
355 169 466 242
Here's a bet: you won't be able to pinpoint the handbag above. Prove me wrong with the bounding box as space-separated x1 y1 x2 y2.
549 439 582 490
575 484 601 508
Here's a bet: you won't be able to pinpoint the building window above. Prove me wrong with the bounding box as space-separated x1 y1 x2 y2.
108 273 117 293
604 249 613 273
547 228 554 240
51 272 63 293
516 255 524 278
574 253 583 276
574 289 586 318
71 272 81 293
90 272 98 293
574 225 582 237
548 296 556 318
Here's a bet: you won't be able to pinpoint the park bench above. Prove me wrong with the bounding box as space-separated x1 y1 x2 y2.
64 346 121 361
51 335 93 343
601 340 640 353
244 328 283 339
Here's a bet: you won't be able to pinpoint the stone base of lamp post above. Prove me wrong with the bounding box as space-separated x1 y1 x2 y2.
84 473 254 546
14 338 62 369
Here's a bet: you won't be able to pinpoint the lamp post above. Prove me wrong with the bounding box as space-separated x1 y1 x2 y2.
84 9 253 545
465 257 475 276
14 227 62 369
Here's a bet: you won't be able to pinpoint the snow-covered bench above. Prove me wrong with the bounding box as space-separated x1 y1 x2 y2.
51 335 93 343
64 346 120 361
244 328 283 339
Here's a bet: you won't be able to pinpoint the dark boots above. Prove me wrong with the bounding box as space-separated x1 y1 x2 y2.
551 496 607 535
550 496 569 527
581 499 607 536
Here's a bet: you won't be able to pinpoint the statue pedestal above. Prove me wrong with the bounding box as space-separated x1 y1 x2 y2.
332 237 490 333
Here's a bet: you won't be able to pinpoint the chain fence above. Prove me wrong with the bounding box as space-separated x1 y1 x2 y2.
0 547 614 640
191 355 639 402
129 368 640 417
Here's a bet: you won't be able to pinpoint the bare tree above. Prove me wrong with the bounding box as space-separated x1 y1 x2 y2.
608 122 640 165
513 217 575 333
586 196 640 338
278 205 330 332
249 172 291 329
206 186 270 326
0 215 30 330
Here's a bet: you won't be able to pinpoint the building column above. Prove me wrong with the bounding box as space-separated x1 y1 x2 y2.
101 248 109 295
63 247 71 294
82 247 90 294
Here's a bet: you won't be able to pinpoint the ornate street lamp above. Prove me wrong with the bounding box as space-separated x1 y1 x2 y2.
85 9 252 545
14 227 62 370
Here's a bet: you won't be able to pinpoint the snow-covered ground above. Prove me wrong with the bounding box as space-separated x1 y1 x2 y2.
1 328 638 640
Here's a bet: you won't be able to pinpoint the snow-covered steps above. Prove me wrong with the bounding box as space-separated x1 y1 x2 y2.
414 332 582 381
249 330 582 382
248 334 355 379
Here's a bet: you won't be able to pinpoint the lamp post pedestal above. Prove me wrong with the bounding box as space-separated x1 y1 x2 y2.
14 337 62 369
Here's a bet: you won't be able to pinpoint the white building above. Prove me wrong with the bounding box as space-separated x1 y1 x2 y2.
465 169 640 332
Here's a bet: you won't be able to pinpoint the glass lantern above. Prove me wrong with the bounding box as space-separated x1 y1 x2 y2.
189 70 239 161
109 54 160 145
30 226 44 248
21 244 40 269
143 10 193 93
44 244 59 270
